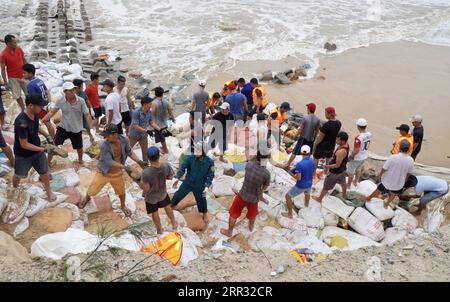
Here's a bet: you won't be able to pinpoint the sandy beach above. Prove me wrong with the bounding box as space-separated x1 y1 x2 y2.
208 41 450 168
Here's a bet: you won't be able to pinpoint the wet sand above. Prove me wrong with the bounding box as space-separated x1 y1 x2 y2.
208 41 450 168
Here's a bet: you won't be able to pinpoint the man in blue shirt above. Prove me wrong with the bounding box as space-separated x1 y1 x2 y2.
171 141 215 225
22 63 55 142
283 145 315 218
224 81 248 122
129 96 154 162
238 78 253 112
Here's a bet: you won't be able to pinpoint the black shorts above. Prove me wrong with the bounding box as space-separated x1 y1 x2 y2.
145 194 171 214
93 107 102 118
377 183 403 195
116 122 124 135
121 111 132 126
0 130 6 148
54 127 83 150
313 146 333 160
154 128 167 144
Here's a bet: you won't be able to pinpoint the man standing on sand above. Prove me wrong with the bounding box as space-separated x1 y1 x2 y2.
238 78 254 113
313 106 342 170
43 82 92 169
391 124 413 155
283 145 315 218
114 75 134 136
365 140 414 208
191 80 209 124
13 93 55 201
314 132 350 203
171 141 215 225
102 79 123 134
410 114 424 161
22 63 55 141
129 96 153 163
140 146 178 234
151 86 176 154
73 78 95 143
220 150 271 237
1 34 27 111
280 102 320 169
347 118 373 188
208 102 234 163
85 72 102 133
78 123 146 216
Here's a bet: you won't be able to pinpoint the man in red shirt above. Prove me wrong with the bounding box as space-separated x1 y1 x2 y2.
85 72 102 133
1 34 27 111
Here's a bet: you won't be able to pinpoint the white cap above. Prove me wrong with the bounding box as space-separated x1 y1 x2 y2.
356 118 368 127
219 102 230 110
300 145 311 154
199 80 206 87
409 114 423 123
62 82 76 91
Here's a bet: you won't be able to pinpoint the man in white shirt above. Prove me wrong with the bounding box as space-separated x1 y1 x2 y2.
365 140 414 208
102 79 123 134
347 118 373 188
114 75 133 136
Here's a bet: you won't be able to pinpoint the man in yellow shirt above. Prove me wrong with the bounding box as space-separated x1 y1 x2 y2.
391 124 414 155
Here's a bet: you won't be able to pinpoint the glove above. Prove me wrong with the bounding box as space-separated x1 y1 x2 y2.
146 130 154 137
161 129 173 137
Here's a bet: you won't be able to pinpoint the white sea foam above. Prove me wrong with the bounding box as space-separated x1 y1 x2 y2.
1 0 450 82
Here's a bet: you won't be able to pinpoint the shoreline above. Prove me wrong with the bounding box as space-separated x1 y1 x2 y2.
206 40 450 168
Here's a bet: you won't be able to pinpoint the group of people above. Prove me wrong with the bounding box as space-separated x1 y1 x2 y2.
0 33 448 238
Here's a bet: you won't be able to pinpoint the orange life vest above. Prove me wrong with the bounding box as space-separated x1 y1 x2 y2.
391 134 414 155
252 85 267 108
221 80 235 97
270 107 286 126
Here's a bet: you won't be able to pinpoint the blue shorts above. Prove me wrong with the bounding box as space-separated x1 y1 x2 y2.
14 152 49 178
287 185 311 197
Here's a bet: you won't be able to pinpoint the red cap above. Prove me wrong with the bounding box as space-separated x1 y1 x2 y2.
306 103 316 112
325 106 336 116
227 82 236 90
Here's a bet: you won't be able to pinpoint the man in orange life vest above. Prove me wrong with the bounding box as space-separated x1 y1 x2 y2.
391 124 414 155
267 101 291 148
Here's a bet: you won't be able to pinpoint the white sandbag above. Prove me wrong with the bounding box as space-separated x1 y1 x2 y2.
320 226 381 251
13 217 29 238
365 198 395 221
179 227 203 267
248 230 293 251
293 195 321 209
233 178 244 192
258 194 282 219
424 196 447 233
46 192 69 208
2 187 30 224
58 169 81 187
292 234 333 254
68 152 93 163
348 207 385 242
26 195 48 217
212 175 236 196
56 203 81 221
322 195 355 219
31 228 140 260
391 207 418 233
298 206 325 229
266 162 296 187
321 206 339 226
355 180 377 196
67 64 82 76
276 214 308 232
70 220 85 230
0 195 7 217
381 227 408 245
62 74 84 82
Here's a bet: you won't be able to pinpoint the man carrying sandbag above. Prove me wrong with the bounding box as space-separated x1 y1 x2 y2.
78 123 146 216
220 150 271 237
171 141 215 225
140 146 178 234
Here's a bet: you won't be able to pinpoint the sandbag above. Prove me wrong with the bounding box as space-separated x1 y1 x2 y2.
355 180 377 196
320 226 381 251
348 207 385 242
322 207 339 227
276 214 308 232
293 196 321 209
258 194 282 219
13 217 30 238
293 234 333 254
67 63 82 76
424 196 447 233
391 207 418 233
2 187 30 224
182 211 206 231
212 175 236 196
365 198 395 221
298 206 325 229
322 195 355 219
178 227 203 267
25 195 48 217
381 227 407 245
248 230 292 251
